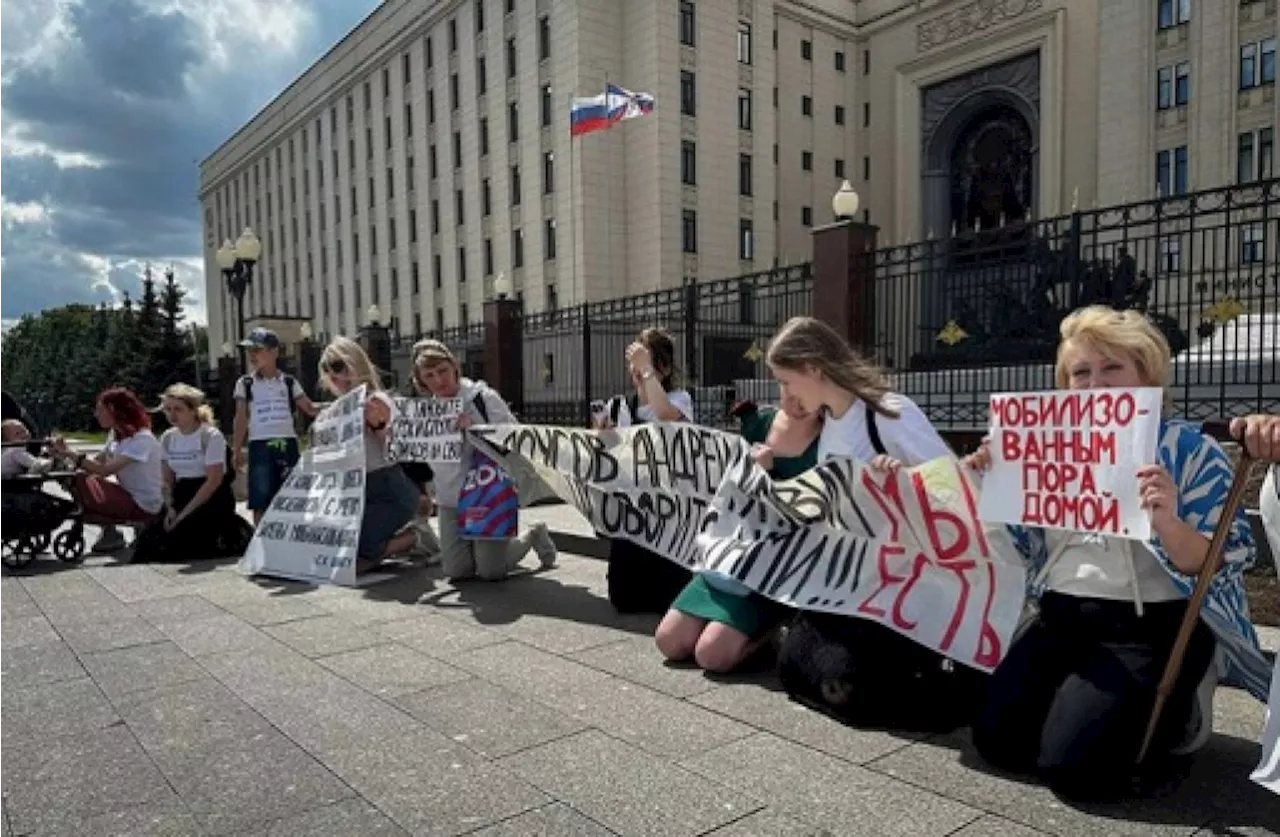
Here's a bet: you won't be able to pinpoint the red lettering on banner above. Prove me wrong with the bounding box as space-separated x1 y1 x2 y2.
991 391 1140 430
861 468 908 542
857 543 906 620
935 559 975 653
911 470 975 564
974 562 1003 669
857 544 926 634
892 551 929 632
955 463 991 557
1079 463 1097 494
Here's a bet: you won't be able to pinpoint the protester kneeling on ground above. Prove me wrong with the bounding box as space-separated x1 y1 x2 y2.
965 305 1266 801
762 316 987 733
52 387 164 553
134 384 247 562
592 327 698 613
655 396 819 672
318 337 419 573
410 339 554 581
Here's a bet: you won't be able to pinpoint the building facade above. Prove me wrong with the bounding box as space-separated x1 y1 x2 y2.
199 0 1277 360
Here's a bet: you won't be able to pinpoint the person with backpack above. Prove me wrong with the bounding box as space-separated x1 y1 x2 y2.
146 384 247 561
592 327 698 613
411 339 556 580
231 328 319 524
763 316 986 734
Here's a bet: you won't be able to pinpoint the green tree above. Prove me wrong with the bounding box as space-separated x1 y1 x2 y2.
154 266 195 390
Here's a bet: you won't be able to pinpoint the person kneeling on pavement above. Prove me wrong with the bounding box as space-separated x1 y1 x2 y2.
410 338 555 580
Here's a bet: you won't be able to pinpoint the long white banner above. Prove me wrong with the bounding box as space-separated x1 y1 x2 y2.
240 386 367 586
471 423 1027 671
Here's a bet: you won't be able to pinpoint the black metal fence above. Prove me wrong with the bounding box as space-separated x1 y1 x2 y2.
870 179 1278 427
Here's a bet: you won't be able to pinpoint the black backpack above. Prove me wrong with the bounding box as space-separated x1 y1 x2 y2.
240 374 300 420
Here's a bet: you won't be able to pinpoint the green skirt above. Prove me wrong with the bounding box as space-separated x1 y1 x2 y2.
671 574 790 639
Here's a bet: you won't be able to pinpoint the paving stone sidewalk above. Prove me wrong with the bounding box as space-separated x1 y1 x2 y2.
3 517 1278 836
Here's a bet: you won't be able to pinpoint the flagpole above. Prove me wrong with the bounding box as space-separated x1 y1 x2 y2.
567 93 579 309
603 73 612 302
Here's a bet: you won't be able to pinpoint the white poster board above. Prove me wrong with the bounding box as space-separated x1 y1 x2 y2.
1253 661 1280 795
472 423 1027 671
240 386 367 586
389 396 464 463
977 387 1163 540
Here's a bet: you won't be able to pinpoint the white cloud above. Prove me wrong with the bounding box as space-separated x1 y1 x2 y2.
0 198 51 226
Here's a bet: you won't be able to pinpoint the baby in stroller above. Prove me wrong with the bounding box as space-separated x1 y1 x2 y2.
1 420 84 566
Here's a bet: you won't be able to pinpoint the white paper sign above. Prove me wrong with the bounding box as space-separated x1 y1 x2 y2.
240 386 367 585
977 387 1163 540
1253 660 1280 795
389 396 464 463
472 423 1027 672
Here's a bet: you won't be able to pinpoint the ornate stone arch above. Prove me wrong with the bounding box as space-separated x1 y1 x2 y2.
920 51 1041 239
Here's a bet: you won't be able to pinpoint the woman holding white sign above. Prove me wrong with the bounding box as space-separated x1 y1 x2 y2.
763 316 986 733
411 339 556 580
319 338 420 573
965 306 1266 801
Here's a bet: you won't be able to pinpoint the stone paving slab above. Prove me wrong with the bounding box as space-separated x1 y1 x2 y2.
2 535 1277 837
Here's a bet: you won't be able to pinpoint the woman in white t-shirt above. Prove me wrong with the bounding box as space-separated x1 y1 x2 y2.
764 316 987 733
156 384 238 559
52 387 164 553
593 327 699 613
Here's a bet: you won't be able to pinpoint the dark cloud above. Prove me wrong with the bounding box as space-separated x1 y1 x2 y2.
1 0 380 321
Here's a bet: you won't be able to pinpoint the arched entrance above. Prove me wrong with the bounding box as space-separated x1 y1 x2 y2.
948 104 1034 233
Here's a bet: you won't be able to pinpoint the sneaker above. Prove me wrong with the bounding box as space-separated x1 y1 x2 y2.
411 520 442 566
526 522 557 569
91 526 127 553
1171 663 1217 756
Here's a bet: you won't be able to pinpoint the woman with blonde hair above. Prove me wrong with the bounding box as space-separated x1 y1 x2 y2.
319 337 419 572
411 338 555 581
764 316 985 732
966 305 1265 800
138 383 243 561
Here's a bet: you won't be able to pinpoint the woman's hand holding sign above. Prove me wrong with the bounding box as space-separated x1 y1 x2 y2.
1136 464 1178 525
750 443 774 471
455 413 474 431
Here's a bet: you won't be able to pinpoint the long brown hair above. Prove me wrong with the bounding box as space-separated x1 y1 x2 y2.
638 327 681 390
766 316 899 418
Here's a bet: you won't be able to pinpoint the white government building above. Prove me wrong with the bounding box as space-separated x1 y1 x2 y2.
199 0 1277 358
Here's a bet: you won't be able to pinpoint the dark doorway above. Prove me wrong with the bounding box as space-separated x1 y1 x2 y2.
949 104 1034 234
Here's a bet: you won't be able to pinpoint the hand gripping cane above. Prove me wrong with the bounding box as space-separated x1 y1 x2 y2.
1135 448 1255 766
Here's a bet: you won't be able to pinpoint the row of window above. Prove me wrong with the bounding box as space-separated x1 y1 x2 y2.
680 211 757 261
1156 39 1274 110
677 0 868 72
1155 128 1273 197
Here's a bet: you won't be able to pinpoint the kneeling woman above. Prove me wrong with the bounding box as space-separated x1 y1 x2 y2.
967 306 1267 801
656 396 820 672
319 338 419 573
156 384 241 559
765 316 984 732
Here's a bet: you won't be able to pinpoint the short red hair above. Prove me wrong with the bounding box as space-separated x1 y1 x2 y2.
97 387 150 438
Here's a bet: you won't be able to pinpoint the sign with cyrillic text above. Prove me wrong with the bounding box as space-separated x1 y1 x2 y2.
470 423 1026 671
978 388 1162 539
389 396 464 463
240 386 367 585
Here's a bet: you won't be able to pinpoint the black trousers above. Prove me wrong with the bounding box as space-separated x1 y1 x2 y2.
778 611 990 733
972 591 1215 801
606 539 692 614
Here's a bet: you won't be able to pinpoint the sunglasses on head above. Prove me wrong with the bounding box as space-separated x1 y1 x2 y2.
322 359 347 375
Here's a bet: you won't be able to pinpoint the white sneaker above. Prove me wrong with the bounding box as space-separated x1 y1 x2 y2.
525 521 557 569
1171 663 1217 756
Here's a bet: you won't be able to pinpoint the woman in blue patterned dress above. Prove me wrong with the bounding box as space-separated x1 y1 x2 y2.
965 305 1266 801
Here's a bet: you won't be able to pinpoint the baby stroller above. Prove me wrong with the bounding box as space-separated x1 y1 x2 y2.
1 391 89 567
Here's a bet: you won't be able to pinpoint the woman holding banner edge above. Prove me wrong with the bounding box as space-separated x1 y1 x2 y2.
318 337 419 573
655 395 821 672
763 316 989 733
964 305 1266 801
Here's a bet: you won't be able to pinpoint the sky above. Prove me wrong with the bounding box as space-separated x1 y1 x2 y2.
0 0 381 329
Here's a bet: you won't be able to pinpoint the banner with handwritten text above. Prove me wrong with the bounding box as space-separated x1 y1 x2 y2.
470 423 1026 671
389 396 464 463
977 388 1162 540
240 386 367 585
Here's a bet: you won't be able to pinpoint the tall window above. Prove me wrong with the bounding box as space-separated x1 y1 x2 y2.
544 219 557 260
1160 236 1182 273
512 228 524 267
1239 131 1256 183
739 219 754 261
801 150 812 171
541 85 553 127
508 101 519 142
474 0 484 32
834 105 845 125
1174 61 1190 105
480 118 490 155
681 71 697 116
450 73 459 109
801 39 812 60
457 247 467 283
681 141 697 185
539 16 551 61
835 51 845 72
679 1 695 46
801 95 812 117
738 153 752 196
484 238 493 275
506 37 517 78
543 151 555 194
737 88 751 130
737 22 752 64
1239 127 1275 182
477 56 487 95
682 210 697 253
1261 127 1275 179
1241 223 1265 265
1240 38 1275 89
1157 0 1190 29
510 165 521 205
448 18 458 52
1156 145 1189 195
482 179 492 216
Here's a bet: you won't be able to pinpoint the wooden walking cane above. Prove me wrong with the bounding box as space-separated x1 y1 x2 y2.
1135 448 1255 766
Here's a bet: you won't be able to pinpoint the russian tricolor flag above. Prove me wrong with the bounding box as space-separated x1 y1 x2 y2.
570 83 655 137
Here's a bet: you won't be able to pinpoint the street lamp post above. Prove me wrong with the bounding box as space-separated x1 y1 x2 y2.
216 227 262 372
